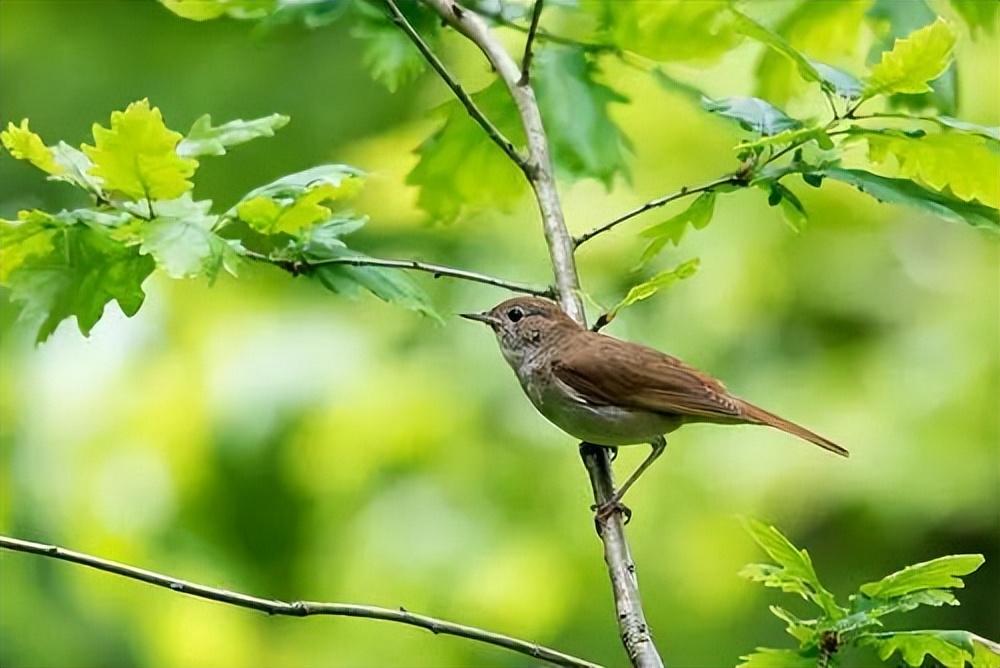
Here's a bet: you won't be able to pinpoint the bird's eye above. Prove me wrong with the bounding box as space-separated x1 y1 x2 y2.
507 307 524 322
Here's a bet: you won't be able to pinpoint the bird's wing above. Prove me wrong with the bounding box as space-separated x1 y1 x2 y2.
551 332 744 420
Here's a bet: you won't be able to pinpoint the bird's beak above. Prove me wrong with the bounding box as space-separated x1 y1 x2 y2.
459 311 500 327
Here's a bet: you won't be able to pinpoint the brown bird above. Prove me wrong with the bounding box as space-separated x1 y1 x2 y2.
462 296 847 517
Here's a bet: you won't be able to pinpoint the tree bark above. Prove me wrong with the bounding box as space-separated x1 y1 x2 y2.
414 2 664 665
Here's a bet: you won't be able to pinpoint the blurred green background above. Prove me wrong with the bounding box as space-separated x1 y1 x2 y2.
0 1 997 667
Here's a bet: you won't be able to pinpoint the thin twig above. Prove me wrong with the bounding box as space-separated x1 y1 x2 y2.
574 176 739 248
475 3 620 56
240 249 554 297
381 0 527 169
416 2 663 666
0 535 601 668
518 0 545 85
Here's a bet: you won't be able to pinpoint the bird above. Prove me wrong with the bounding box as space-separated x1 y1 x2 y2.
461 296 847 518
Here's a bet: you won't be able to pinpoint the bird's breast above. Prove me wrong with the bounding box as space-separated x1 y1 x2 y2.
516 362 681 446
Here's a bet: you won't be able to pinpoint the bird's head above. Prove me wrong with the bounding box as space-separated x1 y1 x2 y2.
460 296 577 367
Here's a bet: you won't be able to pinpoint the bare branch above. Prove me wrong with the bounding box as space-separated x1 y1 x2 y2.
518 0 545 85
239 248 554 297
574 176 740 248
381 0 527 168
0 535 602 668
416 2 663 666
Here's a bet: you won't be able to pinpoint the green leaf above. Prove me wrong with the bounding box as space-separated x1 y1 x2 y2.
848 128 1000 207
819 166 999 230
177 113 289 157
752 1 868 105
949 0 999 38
1 119 62 175
7 224 155 343
589 0 742 63
852 587 960 619
407 81 527 222
768 606 817 645
159 0 275 21
240 164 364 201
730 9 822 89
701 96 802 136
296 222 440 322
974 638 1000 668
83 99 198 201
860 630 975 668
859 554 984 599
737 126 833 151
534 46 631 188
637 192 716 268
864 17 957 98
236 181 363 236
736 648 818 668
936 116 1000 142
812 61 863 100
602 258 699 325
741 518 844 618
351 3 435 92
768 182 808 232
135 195 238 280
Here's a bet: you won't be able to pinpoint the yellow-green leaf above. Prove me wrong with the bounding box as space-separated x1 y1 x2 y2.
83 99 198 201
854 129 1000 207
601 258 700 327
236 178 363 235
591 0 742 63
1 120 63 175
0 211 59 283
864 18 957 97
159 0 274 21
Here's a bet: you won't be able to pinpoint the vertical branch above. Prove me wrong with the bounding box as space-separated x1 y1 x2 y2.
415 2 664 666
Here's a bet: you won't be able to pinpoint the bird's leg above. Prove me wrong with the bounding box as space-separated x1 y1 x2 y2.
592 436 667 521
606 446 619 462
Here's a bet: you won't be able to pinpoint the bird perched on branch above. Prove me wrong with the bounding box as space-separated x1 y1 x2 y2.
462 296 847 519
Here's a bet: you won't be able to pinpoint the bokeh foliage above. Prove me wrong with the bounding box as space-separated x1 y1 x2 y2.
1 1 997 667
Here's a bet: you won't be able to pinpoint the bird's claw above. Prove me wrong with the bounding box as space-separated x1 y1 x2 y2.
591 499 632 525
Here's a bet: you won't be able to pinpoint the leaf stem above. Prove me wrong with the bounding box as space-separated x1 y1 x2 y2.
573 176 739 248
240 248 554 297
0 535 601 668
381 0 528 169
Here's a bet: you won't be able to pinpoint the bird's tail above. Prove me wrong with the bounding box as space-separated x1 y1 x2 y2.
739 401 849 458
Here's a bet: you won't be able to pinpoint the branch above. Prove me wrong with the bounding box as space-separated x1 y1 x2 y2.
381 0 527 169
574 175 740 248
240 249 554 298
0 535 602 668
518 0 545 85
416 2 663 666
475 4 621 56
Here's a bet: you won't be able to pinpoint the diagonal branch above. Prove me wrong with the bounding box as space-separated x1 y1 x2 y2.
518 0 545 85
381 0 527 169
574 175 740 248
415 2 663 666
0 535 602 668
240 249 554 297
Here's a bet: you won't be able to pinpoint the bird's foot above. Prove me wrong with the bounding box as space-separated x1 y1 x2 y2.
607 446 619 462
591 498 632 525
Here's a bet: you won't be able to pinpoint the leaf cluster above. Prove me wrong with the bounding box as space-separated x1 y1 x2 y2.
738 519 997 668
1 100 435 342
